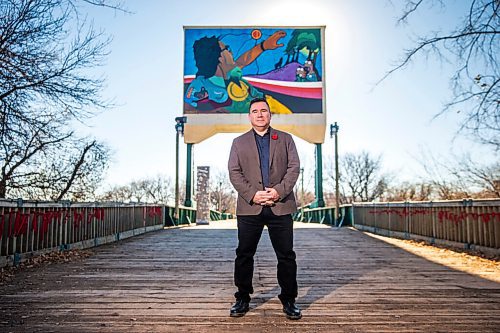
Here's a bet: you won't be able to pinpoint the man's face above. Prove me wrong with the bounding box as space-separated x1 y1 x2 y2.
249 101 271 131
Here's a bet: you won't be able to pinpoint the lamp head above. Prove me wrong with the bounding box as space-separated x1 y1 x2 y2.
330 122 339 137
175 116 187 134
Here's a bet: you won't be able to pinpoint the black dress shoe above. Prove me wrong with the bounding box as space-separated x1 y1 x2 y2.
230 299 249 317
282 301 302 320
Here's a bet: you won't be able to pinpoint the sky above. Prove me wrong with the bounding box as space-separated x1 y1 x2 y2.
77 0 495 192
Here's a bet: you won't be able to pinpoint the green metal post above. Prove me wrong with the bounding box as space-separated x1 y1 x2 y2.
300 167 304 206
184 143 193 207
330 122 340 224
174 116 186 223
174 129 180 222
310 143 325 208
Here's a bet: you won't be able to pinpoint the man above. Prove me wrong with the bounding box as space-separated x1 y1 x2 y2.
227 97 301 320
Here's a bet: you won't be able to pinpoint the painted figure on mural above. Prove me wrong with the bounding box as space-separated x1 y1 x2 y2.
295 61 318 82
227 97 302 320
184 30 293 114
295 66 307 82
304 60 318 81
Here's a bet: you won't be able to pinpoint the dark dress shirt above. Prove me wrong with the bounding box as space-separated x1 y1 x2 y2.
253 129 270 189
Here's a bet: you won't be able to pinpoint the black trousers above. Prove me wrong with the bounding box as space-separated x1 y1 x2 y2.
234 207 298 304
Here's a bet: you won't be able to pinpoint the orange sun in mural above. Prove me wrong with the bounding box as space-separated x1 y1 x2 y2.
251 29 262 40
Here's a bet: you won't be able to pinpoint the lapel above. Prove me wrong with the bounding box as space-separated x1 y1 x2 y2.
269 127 277 167
242 130 260 167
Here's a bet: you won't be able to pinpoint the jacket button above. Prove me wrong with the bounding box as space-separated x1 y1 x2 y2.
258 181 262 184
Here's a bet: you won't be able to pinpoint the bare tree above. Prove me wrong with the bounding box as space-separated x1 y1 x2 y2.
1 0 111 123
209 170 235 213
415 149 499 199
294 164 318 206
130 176 173 204
1 109 110 200
99 185 133 202
383 0 499 150
453 154 500 197
99 175 174 204
143 175 174 204
339 151 390 202
383 182 433 201
416 150 470 199
0 0 124 199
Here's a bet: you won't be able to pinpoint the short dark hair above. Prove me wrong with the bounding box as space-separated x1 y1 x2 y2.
193 36 222 78
249 97 270 112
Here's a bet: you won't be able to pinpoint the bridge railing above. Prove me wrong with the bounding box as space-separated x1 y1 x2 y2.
210 210 234 221
4 198 497 266
293 205 353 227
0 199 197 267
165 206 196 226
351 199 500 251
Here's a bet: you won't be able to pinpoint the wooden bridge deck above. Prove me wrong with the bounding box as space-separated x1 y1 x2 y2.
0 220 499 332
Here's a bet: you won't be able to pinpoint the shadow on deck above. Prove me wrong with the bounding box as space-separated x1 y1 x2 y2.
0 220 499 332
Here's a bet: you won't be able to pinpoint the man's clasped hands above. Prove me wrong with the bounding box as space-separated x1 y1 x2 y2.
252 187 280 206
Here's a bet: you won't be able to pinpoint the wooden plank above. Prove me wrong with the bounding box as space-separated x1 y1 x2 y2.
0 220 499 332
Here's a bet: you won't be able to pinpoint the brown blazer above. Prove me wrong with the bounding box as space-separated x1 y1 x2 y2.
228 128 300 216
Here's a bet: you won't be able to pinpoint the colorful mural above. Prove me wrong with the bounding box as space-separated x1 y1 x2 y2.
183 27 324 114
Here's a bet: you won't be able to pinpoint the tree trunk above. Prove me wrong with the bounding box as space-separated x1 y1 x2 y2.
0 179 6 198
56 141 95 201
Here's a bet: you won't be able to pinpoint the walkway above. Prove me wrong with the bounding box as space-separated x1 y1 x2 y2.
0 221 499 332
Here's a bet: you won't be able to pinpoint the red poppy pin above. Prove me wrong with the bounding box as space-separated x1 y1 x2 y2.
271 133 278 140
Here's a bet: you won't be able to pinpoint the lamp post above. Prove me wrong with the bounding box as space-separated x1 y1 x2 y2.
313 143 325 207
218 181 222 212
330 122 340 225
231 190 235 215
300 167 304 207
184 143 193 207
174 116 186 223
